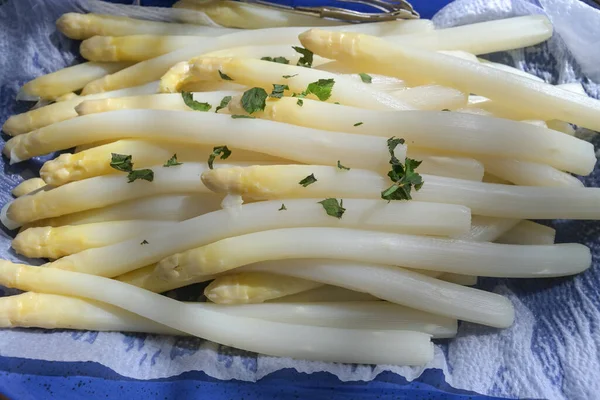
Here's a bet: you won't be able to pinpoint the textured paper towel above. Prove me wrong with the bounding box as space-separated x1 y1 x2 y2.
1 1 599 399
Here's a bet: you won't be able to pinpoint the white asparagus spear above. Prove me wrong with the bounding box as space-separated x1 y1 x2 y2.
389 85 467 110
274 285 379 302
4 110 406 170
299 29 600 131
13 220 178 259
163 57 413 110
80 22 412 94
154 227 590 279
56 13 238 40
204 272 322 304
0 292 454 338
242 259 515 328
28 194 221 228
456 216 519 242
3 81 161 136
4 162 220 226
438 273 478 286
11 178 46 197
201 165 600 219
117 264 210 293
40 139 285 187
18 62 133 101
496 220 556 245
227 97 595 175
46 199 471 277
481 158 584 187
0 261 434 365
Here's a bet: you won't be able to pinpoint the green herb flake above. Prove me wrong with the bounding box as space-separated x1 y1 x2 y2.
219 70 233 81
337 160 350 171
141 240 149 245
110 153 133 172
353 122 363 127
441 109 451 112
283 74 298 79
208 145 232 169
334 102 340 105
358 73 372 83
181 92 211 112
270 84 289 99
292 46 314 68
261 56 290 64
231 114 256 119
387 136 406 164
298 173 317 187
241 87 268 114
215 95 232 113
318 198 346 219
163 154 182 167
127 169 154 183
306 78 335 101
296 99 304 106
278 203 287 211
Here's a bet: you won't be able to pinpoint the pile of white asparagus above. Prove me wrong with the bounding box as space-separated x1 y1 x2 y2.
0 5 599 366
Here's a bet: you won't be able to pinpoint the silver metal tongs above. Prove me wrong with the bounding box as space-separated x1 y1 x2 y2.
240 0 419 22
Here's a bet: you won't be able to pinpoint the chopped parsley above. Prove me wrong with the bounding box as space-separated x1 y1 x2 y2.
298 173 317 187
292 46 314 68
215 96 232 113
306 79 335 101
181 92 211 111
127 169 154 183
141 240 149 245
110 153 133 172
381 137 424 201
358 73 372 83
208 145 232 169
353 122 363 127
270 84 289 99
278 203 287 211
296 99 304 106
442 109 451 112
231 114 256 119
261 56 290 64
218 70 233 81
318 198 346 219
163 154 182 167
283 74 298 79
241 87 268 114
337 160 350 170
387 136 405 164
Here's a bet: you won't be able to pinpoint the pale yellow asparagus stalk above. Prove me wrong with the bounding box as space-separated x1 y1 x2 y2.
3 81 160 136
274 285 379 302
40 138 285 186
116 264 207 293
225 96 595 175
45 199 471 278
13 220 178 259
0 261 434 365
299 29 600 131
56 13 237 40
80 22 421 94
162 57 412 110
5 110 404 171
204 272 322 304
18 62 133 101
496 220 556 245
11 178 46 197
28 194 221 228
438 273 478 286
390 85 467 110
201 165 600 219
407 151 484 181
481 158 584 187
456 216 519 242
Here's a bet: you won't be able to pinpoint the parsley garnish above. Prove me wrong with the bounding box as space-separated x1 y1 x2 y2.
306 79 335 101
215 96 232 113
283 74 298 79
442 109 451 112
381 137 424 201
208 146 232 169
278 204 287 211
219 70 233 81
358 73 372 83
270 84 289 99
337 160 350 170
292 46 314 68
299 173 317 187
354 122 363 127
231 114 256 119
127 169 154 183
141 240 149 245
181 92 211 111
241 87 268 114
318 198 345 219
261 56 290 64
297 99 304 106
163 154 182 167
110 153 133 172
